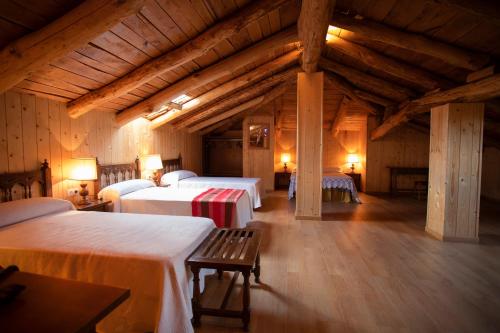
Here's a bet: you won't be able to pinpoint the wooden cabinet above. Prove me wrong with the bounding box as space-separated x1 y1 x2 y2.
275 172 291 190
345 173 361 192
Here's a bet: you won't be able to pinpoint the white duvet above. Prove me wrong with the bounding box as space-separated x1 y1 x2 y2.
118 187 253 228
176 177 262 209
0 209 215 333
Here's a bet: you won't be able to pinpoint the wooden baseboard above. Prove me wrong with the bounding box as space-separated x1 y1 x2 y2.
425 227 479 243
295 215 322 221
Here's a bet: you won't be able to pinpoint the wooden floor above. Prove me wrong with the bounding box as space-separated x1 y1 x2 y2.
197 192 500 333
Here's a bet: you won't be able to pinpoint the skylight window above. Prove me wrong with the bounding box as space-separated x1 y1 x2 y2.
172 94 189 104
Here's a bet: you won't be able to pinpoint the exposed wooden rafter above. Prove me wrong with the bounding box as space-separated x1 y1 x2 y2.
188 82 291 133
66 0 291 118
319 57 415 101
172 66 301 129
115 26 299 126
325 36 448 91
0 0 146 93
324 72 377 114
161 49 301 127
298 0 335 72
329 96 348 136
353 89 394 107
330 13 490 71
371 73 500 140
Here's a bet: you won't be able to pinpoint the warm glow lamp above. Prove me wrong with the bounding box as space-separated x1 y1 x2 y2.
347 153 360 173
281 153 291 173
69 158 97 204
143 154 163 185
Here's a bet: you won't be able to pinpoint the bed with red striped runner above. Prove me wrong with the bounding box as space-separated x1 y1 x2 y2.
191 188 245 228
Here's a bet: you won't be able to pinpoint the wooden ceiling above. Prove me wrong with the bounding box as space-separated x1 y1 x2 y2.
1 0 499 139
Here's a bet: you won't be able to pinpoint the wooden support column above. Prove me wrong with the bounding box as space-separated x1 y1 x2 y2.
426 103 484 242
295 72 323 220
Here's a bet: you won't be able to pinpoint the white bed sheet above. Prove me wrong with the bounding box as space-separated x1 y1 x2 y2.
177 177 262 209
0 210 215 333
120 187 253 228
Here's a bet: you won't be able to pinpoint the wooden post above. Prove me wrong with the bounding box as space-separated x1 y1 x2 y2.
426 103 484 242
295 72 323 220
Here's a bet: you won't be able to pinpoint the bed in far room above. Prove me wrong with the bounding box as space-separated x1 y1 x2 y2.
288 167 361 203
162 155 263 209
0 162 216 333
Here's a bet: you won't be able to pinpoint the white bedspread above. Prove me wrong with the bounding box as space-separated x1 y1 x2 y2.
120 187 253 228
288 172 361 203
177 177 262 209
0 210 215 333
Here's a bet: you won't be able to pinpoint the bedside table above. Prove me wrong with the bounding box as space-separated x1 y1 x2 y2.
275 172 291 190
74 199 111 212
345 173 361 192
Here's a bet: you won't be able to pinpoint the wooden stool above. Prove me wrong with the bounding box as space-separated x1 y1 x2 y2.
187 228 262 331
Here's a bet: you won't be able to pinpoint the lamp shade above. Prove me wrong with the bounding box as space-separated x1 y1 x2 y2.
69 158 97 181
347 153 360 164
281 153 291 164
143 154 163 170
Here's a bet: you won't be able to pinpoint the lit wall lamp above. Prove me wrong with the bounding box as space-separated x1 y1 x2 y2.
143 154 163 185
281 153 291 173
69 157 97 204
347 153 360 173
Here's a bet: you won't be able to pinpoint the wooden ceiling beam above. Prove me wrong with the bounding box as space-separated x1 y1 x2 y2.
353 89 394 108
330 13 489 71
371 73 500 140
429 0 500 26
172 66 300 129
188 82 290 133
159 48 301 126
0 0 146 93
115 26 299 126
67 0 291 118
298 0 335 73
330 96 348 137
325 36 449 91
199 118 237 136
319 57 416 102
324 72 377 114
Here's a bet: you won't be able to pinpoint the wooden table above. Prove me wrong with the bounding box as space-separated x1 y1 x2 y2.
187 228 262 331
0 271 129 333
387 166 429 194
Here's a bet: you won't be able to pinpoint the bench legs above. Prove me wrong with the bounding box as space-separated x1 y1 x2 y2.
253 251 261 283
242 270 251 331
191 267 201 327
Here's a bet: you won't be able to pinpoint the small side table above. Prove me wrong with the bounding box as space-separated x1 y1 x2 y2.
274 172 291 190
345 172 361 192
187 228 262 331
74 199 111 212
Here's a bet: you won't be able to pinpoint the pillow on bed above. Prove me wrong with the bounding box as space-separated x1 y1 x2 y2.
0 197 75 228
160 170 197 187
98 179 155 212
324 166 342 173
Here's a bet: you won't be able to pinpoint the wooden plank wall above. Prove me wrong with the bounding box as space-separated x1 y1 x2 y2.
365 116 430 193
0 91 202 200
482 147 500 201
243 112 275 192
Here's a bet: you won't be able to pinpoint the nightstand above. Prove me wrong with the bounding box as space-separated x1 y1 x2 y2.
344 173 361 192
74 199 111 212
275 172 291 190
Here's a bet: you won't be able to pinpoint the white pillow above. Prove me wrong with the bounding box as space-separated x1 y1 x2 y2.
324 166 342 173
160 170 197 187
98 179 156 212
0 197 75 228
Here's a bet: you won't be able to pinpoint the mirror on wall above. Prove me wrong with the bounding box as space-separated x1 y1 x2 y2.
248 123 270 149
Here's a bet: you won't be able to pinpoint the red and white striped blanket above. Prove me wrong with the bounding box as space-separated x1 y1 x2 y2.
191 188 245 228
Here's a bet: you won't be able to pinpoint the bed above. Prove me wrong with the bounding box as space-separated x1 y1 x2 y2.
288 170 361 203
96 160 253 228
162 155 263 209
0 162 216 333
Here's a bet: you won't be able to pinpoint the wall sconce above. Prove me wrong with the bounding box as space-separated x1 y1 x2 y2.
281 153 291 173
143 154 163 185
69 157 97 204
347 153 360 173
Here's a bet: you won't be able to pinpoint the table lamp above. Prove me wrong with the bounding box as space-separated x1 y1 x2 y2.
69 157 97 204
143 154 163 185
347 153 360 173
281 153 291 173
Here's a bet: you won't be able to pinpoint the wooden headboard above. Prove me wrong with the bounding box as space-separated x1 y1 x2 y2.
0 160 52 202
162 154 182 173
94 158 140 194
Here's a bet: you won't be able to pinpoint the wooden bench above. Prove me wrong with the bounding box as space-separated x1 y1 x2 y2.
186 228 262 331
